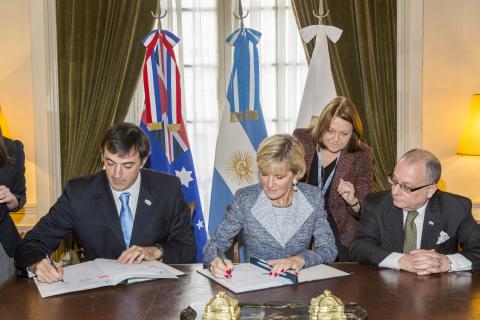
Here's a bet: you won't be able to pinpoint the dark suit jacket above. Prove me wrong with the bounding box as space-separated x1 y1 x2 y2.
0 206 20 258
0 138 25 257
293 128 374 246
349 190 480 272
15 169 196 268
0 138 26 212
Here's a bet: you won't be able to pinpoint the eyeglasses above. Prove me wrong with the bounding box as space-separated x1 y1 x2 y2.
387 175 434 193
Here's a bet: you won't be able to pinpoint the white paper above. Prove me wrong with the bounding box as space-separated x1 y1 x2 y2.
34 259 184 298
94 258 180 284
199 264 291 293
198 263 349 294
298 264 350 282
34 261 112 298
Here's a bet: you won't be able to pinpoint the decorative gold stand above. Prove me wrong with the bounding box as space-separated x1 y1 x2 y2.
309 290 347 320
203 291 241 319
194 289 365 320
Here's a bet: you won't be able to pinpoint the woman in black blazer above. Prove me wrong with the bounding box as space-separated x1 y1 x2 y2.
0 130 25 257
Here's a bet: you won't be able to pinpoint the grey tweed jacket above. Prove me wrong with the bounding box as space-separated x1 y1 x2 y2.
203 183 337 267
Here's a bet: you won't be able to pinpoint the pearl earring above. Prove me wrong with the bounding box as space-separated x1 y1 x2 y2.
293 181 298 191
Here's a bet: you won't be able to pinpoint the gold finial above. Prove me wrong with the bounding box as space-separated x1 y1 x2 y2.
313 0 329 25
233 0 249 29
203 291 240 320
309 290 346 320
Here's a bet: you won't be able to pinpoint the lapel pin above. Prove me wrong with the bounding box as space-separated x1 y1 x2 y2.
144 199 152 206
428 220 434 226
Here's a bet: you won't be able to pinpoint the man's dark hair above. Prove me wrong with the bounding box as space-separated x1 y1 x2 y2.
100 122 151 162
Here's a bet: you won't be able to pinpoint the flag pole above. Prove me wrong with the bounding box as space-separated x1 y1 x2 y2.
150 5 167 29
313 0 329 25
233 0 249 29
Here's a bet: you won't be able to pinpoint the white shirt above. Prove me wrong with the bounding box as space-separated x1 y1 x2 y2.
110 173 141 218
379 201 472 271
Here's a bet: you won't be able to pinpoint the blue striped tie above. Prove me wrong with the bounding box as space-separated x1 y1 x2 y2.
119 192 133 248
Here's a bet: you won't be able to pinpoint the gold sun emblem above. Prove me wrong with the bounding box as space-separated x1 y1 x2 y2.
226 151 255 185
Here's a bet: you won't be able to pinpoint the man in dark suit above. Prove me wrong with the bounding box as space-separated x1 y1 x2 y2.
16 123 196 283
350 149 480 274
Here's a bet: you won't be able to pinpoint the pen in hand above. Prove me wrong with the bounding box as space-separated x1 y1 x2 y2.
45 254 64 283
216 248 232 278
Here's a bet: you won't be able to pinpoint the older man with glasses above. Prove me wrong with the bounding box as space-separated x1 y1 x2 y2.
350 149 480 274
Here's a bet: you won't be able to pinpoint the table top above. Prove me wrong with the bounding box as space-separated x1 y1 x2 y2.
0 263 478 320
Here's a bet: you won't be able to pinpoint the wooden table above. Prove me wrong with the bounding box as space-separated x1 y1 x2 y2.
0 263 479 319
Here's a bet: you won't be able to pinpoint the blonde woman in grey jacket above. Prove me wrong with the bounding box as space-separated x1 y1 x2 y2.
203 134 337 279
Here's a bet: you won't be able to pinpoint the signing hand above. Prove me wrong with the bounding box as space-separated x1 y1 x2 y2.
0 185 19 210
117 245 162 264
266 255 305 277
337 179 357 206
209 256 234 279
31 258 64 284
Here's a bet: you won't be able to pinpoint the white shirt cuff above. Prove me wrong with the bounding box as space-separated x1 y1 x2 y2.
26 268 36 278
379 252 404 270
447 253 472 271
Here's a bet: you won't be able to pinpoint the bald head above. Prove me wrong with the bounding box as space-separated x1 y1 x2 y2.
399 149 441 184
390 149 440 211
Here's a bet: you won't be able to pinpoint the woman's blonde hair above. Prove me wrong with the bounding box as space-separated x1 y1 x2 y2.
256 134 306 179
311 96 364 152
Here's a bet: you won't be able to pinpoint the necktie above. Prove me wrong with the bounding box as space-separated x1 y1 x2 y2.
403 210 419 254
119 192 133 248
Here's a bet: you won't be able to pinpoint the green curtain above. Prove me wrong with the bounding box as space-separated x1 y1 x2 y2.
291 0 397 191
55 0 156 263
57 0 157 183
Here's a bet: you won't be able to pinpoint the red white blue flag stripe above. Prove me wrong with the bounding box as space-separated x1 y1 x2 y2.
140 28 207 262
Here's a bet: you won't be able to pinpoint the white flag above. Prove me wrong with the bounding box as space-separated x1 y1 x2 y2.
296 25 342 128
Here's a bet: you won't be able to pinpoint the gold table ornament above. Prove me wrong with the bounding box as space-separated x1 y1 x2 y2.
203 291 240 320
309 290 347 320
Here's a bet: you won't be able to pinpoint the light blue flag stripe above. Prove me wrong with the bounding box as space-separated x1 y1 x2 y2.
209 28 268 261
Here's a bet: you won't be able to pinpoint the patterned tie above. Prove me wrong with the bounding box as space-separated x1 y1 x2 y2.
403 210 419 254
119 192 133 248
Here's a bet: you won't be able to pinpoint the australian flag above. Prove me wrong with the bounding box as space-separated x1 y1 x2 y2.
139 28 207 262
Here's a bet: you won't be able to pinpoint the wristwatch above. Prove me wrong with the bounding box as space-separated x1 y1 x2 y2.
446 257 453 272
154 243 164 261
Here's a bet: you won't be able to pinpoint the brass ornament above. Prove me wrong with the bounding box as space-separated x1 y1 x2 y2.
309 115 319 127
230 112 243 123
168 123 182 132
244 110 258 121
309 290 346 320
188 201 196 213
226 151 255 185
203 291 240 320
147 122 163 131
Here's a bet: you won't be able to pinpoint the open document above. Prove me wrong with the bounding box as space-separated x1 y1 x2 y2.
34 258 184 298
198 262 349 294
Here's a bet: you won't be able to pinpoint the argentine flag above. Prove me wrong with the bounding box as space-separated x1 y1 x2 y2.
209 28 268 239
